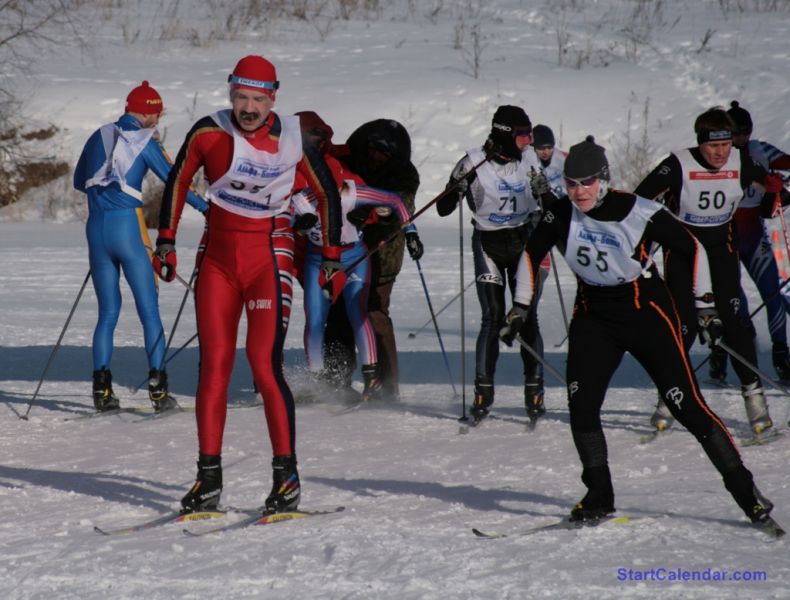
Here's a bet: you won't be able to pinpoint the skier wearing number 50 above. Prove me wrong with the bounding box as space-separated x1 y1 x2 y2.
156 55 343 516
502 136 778 529
635 107 790 436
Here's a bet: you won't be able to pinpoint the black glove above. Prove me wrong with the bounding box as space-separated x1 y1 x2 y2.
697 308 724 348
529 168 551 198
499 303 529 347
405 231 424 261
293 212 318 233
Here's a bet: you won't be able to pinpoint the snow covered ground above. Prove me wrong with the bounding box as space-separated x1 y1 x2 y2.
2 221 788 599
2 1 790 598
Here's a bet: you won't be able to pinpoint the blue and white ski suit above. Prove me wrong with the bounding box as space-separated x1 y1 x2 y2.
74 113 207 371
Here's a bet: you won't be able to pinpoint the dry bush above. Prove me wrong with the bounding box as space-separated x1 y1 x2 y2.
609 97 657 191
0 126 69 208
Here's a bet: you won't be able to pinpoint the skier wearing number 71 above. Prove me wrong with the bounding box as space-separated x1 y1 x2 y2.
501 136 778 529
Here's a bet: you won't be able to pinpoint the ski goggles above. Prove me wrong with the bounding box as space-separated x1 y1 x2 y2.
512 127 533 137
564 175 599 189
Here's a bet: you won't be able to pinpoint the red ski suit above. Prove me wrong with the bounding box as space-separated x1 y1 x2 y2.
161 111 340 457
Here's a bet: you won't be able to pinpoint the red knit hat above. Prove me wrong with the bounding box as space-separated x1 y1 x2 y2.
125 81 163 115
228 55 279 98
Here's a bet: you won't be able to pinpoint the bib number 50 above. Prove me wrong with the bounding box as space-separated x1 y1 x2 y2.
698 190 726 210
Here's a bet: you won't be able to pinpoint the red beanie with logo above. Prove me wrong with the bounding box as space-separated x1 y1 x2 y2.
228 55 279 98
125 81 163 115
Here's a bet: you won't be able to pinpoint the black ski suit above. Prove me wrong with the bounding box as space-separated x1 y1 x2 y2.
515 189 761 518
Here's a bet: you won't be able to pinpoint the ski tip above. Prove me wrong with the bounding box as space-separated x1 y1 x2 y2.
471 528 502 539
757 517 786 538
609 516 634 524
182 528 202 537
93 526 110 536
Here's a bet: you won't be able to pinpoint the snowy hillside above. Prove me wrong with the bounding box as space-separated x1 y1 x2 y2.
2 1 790 598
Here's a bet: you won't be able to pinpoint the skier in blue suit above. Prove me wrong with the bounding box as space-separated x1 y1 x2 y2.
73 80 208 412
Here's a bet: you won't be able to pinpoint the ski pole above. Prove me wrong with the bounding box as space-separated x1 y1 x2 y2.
549 249 570 346
22 270 91 420
515 333 567 386
458 199 468 424
132 263 200 395
414 259 457 396
716 339 790 397
130 331 198 393
693 273 790 373
408 280 474 339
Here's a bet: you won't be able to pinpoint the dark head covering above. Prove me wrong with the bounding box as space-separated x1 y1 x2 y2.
727 101 753 134
532 124 555 149
564 135 610 181
487 105 532 161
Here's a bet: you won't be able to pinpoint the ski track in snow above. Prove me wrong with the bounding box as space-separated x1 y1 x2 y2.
3 1 790 597
2 222 789 599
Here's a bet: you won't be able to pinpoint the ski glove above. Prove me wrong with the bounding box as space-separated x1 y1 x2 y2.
152 232 177 282
499 303 529 347
293 212 318 233
529 168 551 199
697 308 724 348
405 231 424 261
319 245 347 304
347 205 394 229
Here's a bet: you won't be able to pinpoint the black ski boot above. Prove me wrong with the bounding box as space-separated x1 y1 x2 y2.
471 378 494 422
92 368 120 412
181 454 222 513
148 368 178 412
361 363 383 402
708 345 728 382
722 465 774 523
524 377 545 421
570 465 615 522
772 343 790 381
265 455 300 514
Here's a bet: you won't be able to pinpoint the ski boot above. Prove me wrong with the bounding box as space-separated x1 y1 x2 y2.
772 343 790 381
649 396 674 432
264 455 300 514
708 345 728 383
723 466 774 524
361 363 383 402
570 466 615 521
92 368 120 412
181 454 222 513
524 377 545 421
570 466 616 522
470 378 494 423
742 381 773 434
148 368 178 412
